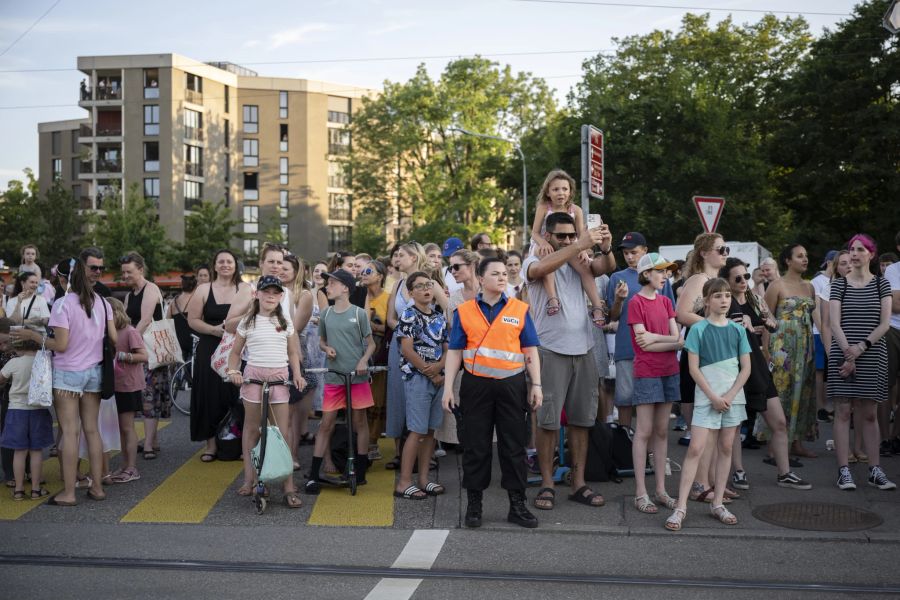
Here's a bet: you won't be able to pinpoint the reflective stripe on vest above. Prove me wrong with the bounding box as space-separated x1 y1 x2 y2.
458 297 528 379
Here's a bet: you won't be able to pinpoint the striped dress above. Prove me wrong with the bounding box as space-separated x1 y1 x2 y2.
827 276 891 402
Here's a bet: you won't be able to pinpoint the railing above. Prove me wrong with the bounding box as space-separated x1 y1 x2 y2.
79 161 94 174
329 144 350 155
185 126 203 141
243 189 258 201
79 124 93 138
96 126 122 137
328 208 352 221
185 197 202 211
185 88 202 104
94 86 122 101
96 159 121 173
144 87 160 99
185 163 203 177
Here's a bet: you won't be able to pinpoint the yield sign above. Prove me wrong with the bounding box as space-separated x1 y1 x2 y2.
692 196 725 233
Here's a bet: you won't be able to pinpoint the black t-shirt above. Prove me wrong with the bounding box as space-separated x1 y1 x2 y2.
93 281 112 298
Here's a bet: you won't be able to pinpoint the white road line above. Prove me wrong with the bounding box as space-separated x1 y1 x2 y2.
364 529 449 600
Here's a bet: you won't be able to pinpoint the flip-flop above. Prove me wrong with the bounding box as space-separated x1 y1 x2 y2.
569 485 605 507
47 496 77 507
200 453 216 463
393 484 427 500
283 492 303 509
422 482 445 496
237 484 254 496
87 490 107 501
384 457 401 470
143 450 158 460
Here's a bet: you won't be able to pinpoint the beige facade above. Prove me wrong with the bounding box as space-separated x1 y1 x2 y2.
38 53 372 261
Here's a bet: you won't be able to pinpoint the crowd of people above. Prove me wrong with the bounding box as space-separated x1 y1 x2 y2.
1 168 898 531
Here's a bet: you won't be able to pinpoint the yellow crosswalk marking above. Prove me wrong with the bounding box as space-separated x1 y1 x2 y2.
0 420 167 520
308 437 395 527
121 447 242 523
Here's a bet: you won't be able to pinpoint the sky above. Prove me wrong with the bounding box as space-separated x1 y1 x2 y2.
0 0 857 190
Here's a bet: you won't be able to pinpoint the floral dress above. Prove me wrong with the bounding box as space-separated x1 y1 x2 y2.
769 296 817 443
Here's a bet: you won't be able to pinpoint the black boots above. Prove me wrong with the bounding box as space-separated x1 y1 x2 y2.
507 490 538 529
465 489 483 528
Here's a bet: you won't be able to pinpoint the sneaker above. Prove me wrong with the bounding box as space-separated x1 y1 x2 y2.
817 409 833 423
837 466 856 490
677 432 692 447
892 438 900 455
868 466 897 491
777 471 812 490
731 470 750 490
367 447 383 461
673 415 687 431
880 441 893 457
433 447 447 459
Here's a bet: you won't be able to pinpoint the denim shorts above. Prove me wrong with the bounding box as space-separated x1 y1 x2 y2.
52 364 102 394
0 408 54 450
403 373 444 435
613 360 635 407
692 401 747 430
632 374 680 405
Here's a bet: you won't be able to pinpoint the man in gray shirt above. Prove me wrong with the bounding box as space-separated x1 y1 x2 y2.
523 212 616 510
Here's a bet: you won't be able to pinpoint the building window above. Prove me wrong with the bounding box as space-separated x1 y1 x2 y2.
144 142 159 172
51 132 61 155
71 131 79 153
71 157 80 178
185 108 203 140
280 223 289 243
224 85 230 113
328 161 347 188
279 91 288 119
243 238 259 258
327 110 350 124
328 193 351 221
279 190 288 218
51 159 62 179
184 180 202 210
225 155 230 182
329 226 352 253
243 172 258 200
144 69 159 99
144 105 160 135
185 144 203 177
328 128 350 155
242 105 258 133
280 124 288 152
185 72 203 101
144 177 160 200
243 139 259 167
279 157 288 185
243 205 259 234
224 119 230 148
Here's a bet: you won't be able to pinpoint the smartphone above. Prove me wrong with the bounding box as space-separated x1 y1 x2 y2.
587 213 603 229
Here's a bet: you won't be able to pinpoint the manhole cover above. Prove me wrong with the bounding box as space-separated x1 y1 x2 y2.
752 502 883 532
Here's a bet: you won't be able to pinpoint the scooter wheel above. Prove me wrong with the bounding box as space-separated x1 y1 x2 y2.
349 475 357 496
256 496 267 514
563 470 574 486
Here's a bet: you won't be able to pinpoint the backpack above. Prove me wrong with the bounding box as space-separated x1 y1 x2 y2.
584 420 620 483
215 406 244 461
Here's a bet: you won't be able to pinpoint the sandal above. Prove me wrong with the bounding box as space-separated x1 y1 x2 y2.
75 476 93 490
101 472 115 486
200 453 216 463
710 503 738 525
4 480 16 488
665 508 686 531
633 494 658 514
569 485 605 507
137 443 161 454
654 492 677 510
422 482 445 496
692 487 732 504
13 489 26 501
394 484 427 500
298 432 315 446
724 487 740 500
545 297 561 316
533 487 556 510
111 468 140 484
237 484 254 496
283 492 303 508
87 490 107 501
143 450 158 460
30 488 50 500
384 456 401 470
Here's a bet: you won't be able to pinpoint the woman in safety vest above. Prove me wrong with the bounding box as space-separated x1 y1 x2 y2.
442 256 543 528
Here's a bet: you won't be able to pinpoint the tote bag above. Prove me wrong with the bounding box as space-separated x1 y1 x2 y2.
27 339 53 408
210 331 236 379
143 299 183 370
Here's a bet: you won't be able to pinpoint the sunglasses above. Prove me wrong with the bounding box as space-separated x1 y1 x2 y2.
412 281 435 290
552 232 578 241
448 263 465 272
734 273 751 283
360 268 374 276
715 246 731 256
89 265 105 273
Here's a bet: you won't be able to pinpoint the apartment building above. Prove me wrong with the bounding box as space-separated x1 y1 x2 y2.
37 53 373 260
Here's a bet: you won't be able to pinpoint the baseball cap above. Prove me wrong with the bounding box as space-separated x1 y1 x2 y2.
442 237 464 257
618 232 648 250
636 252 674 274
820 250 838 269
257 275 284 291
322 269 356 291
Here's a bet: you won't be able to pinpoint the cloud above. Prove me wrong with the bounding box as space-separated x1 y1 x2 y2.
369 22 417 36
268 24 334 49
242 39 261 49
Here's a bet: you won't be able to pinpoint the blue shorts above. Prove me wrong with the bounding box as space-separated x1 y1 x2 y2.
0 408 54 450
692 402 747 431
403 373 444 435
52 365 102 394
633 374 681 405
814 334 826 371
613 360 635 407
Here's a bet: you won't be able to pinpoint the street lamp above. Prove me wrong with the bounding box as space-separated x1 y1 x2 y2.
450 127 527 247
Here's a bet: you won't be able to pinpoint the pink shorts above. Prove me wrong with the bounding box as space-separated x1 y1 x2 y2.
323 383 374 412
240 365 290 404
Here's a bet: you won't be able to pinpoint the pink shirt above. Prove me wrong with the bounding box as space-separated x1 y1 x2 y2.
48 293 112 372
114 325 146 392
627 292 679 378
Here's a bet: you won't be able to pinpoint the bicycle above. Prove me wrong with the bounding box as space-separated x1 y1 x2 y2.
169 334 199 416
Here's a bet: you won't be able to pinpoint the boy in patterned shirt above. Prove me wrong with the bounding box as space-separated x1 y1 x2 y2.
394 271 448 499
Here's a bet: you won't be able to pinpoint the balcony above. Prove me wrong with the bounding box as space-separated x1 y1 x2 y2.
96 125 122 137
185 197 202 211
78 195 93 210
185 126 204 141
329 144 350 156
185 163 203 177
185 88 202 104
96 159 121 173
243 189 258 201
144 86 160 99
79 124 93 140
79 161 94 174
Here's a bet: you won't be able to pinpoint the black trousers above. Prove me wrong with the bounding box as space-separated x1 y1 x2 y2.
459 371 528 491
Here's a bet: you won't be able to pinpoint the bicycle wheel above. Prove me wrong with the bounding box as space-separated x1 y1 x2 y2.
169 362 192 416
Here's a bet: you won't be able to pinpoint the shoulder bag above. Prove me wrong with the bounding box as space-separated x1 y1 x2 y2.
143 293 184 370
27 338 54 408
100 296 116 400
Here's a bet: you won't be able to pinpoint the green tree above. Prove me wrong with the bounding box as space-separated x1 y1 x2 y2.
32 179 89 266
346 57 556 246
531 13 811 249
90 183 174 277
769 0 900 255
0 169 41 268
177 200 242 270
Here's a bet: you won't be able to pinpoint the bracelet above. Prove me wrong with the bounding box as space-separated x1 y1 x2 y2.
531 383 542 387
597 248 611 256
226 369 241 376
863 339 872 350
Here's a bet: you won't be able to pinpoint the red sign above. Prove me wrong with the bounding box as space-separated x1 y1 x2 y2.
588 127 604 199
692 196 725 233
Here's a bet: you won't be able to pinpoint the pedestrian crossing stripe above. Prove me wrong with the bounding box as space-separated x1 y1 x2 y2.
307 437 395 527
0 420 167 521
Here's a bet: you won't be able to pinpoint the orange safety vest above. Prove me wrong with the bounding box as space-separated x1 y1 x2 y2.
458 297 528 379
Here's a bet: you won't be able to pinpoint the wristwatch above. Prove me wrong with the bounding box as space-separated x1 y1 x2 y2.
596 247 611 256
